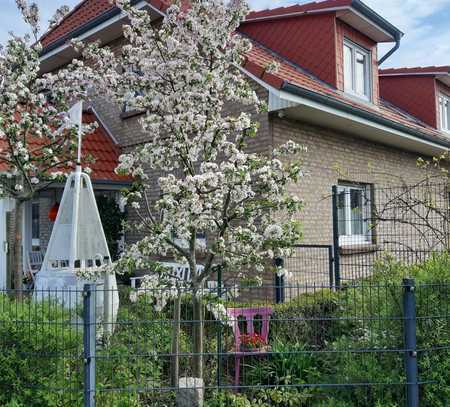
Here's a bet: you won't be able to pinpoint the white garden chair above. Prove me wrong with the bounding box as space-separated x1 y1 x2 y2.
27 250 44 289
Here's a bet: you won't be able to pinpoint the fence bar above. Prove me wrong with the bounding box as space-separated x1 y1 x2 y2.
216 265 223 389
83 284 96 407
274 257 285 304
328 245 334 288
331 185 341 288
403 278 419 407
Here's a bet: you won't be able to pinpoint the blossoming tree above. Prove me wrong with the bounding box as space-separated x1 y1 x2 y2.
82 0 304 381
0 1 93 293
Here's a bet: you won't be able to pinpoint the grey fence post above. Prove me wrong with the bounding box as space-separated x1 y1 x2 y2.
275 257 285 304
83 284 96 407
331 186 341 289
216 265 223 390
327 245 334 288
403 278 419 407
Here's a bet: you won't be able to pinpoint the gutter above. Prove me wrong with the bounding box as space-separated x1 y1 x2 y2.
378 32 402 66
281 82 450 150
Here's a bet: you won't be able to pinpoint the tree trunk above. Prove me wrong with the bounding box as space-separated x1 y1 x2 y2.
170 293 181 387
13 200 24 299
192 293 204 380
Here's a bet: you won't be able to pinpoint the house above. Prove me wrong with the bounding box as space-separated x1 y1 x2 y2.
7 0 449 288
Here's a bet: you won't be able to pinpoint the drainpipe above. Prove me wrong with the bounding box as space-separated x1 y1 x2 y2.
378 33 402 66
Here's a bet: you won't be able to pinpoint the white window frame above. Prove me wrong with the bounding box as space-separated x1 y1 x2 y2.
343 39 372 102
439 93 450 133
337 183 372 246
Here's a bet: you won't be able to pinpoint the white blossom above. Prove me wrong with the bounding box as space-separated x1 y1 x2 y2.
78 0 305 294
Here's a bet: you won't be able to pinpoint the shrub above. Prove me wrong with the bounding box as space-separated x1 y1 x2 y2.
237 253 450 406
206 388 313 406
0 294 84 406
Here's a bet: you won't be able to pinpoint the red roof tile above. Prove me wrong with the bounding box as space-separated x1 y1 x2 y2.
40 0 115 47
380 66 450 76
82 111 131 182
0 111 130 184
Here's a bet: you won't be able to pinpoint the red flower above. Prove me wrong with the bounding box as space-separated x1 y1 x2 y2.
240 333 266 349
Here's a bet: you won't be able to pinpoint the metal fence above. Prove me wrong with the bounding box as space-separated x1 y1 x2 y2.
284 182 450 289
1 277 449 406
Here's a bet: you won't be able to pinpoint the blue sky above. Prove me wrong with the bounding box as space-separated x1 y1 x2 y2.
1 0 449 68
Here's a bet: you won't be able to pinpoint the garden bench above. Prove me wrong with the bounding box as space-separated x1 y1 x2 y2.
130 262 206 289
226 306 273 388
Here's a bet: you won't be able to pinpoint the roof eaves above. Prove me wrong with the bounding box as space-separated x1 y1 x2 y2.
351 0 404 39
40 6 123 56
379 71 450 78
243 1 403 41
243 5 350 23
281 81 450 149
40 0 157 57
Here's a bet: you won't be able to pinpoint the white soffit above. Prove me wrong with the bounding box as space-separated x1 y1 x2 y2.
337 9 394 43
268 90 447 157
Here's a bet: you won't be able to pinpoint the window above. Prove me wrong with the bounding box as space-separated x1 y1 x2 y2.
439 94 450 132
336 183 372 246
343 40 371 101
31 202 40 250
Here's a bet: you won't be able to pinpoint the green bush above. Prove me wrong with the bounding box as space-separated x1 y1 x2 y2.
236 253 450 406
0 289 180 406
0 294 84 406
206 388 313 406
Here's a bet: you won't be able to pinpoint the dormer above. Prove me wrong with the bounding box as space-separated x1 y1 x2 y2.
239 0 403 105
379 67 450 132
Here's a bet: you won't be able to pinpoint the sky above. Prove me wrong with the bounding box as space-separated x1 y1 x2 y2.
1 0 449 68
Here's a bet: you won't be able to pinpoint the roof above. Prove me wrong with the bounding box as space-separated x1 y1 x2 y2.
40 0 115 48
38 0 447 150
82 111 131 183
244 0 402 42
243 40 449 146
40 0 171 50
246 0 353 20
379 66 450 88
40 0 402 54
380 66 450 76
0 111 130 184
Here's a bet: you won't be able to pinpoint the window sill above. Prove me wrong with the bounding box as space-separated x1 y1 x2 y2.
342 90 374 107
120 109 146 120
339 243 378 255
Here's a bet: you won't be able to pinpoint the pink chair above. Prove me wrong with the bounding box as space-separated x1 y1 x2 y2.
226 307 273 387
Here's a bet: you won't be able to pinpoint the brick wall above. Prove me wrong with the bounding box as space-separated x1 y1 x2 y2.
379 76 438 128
272 115 441 245
239 14 338 87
